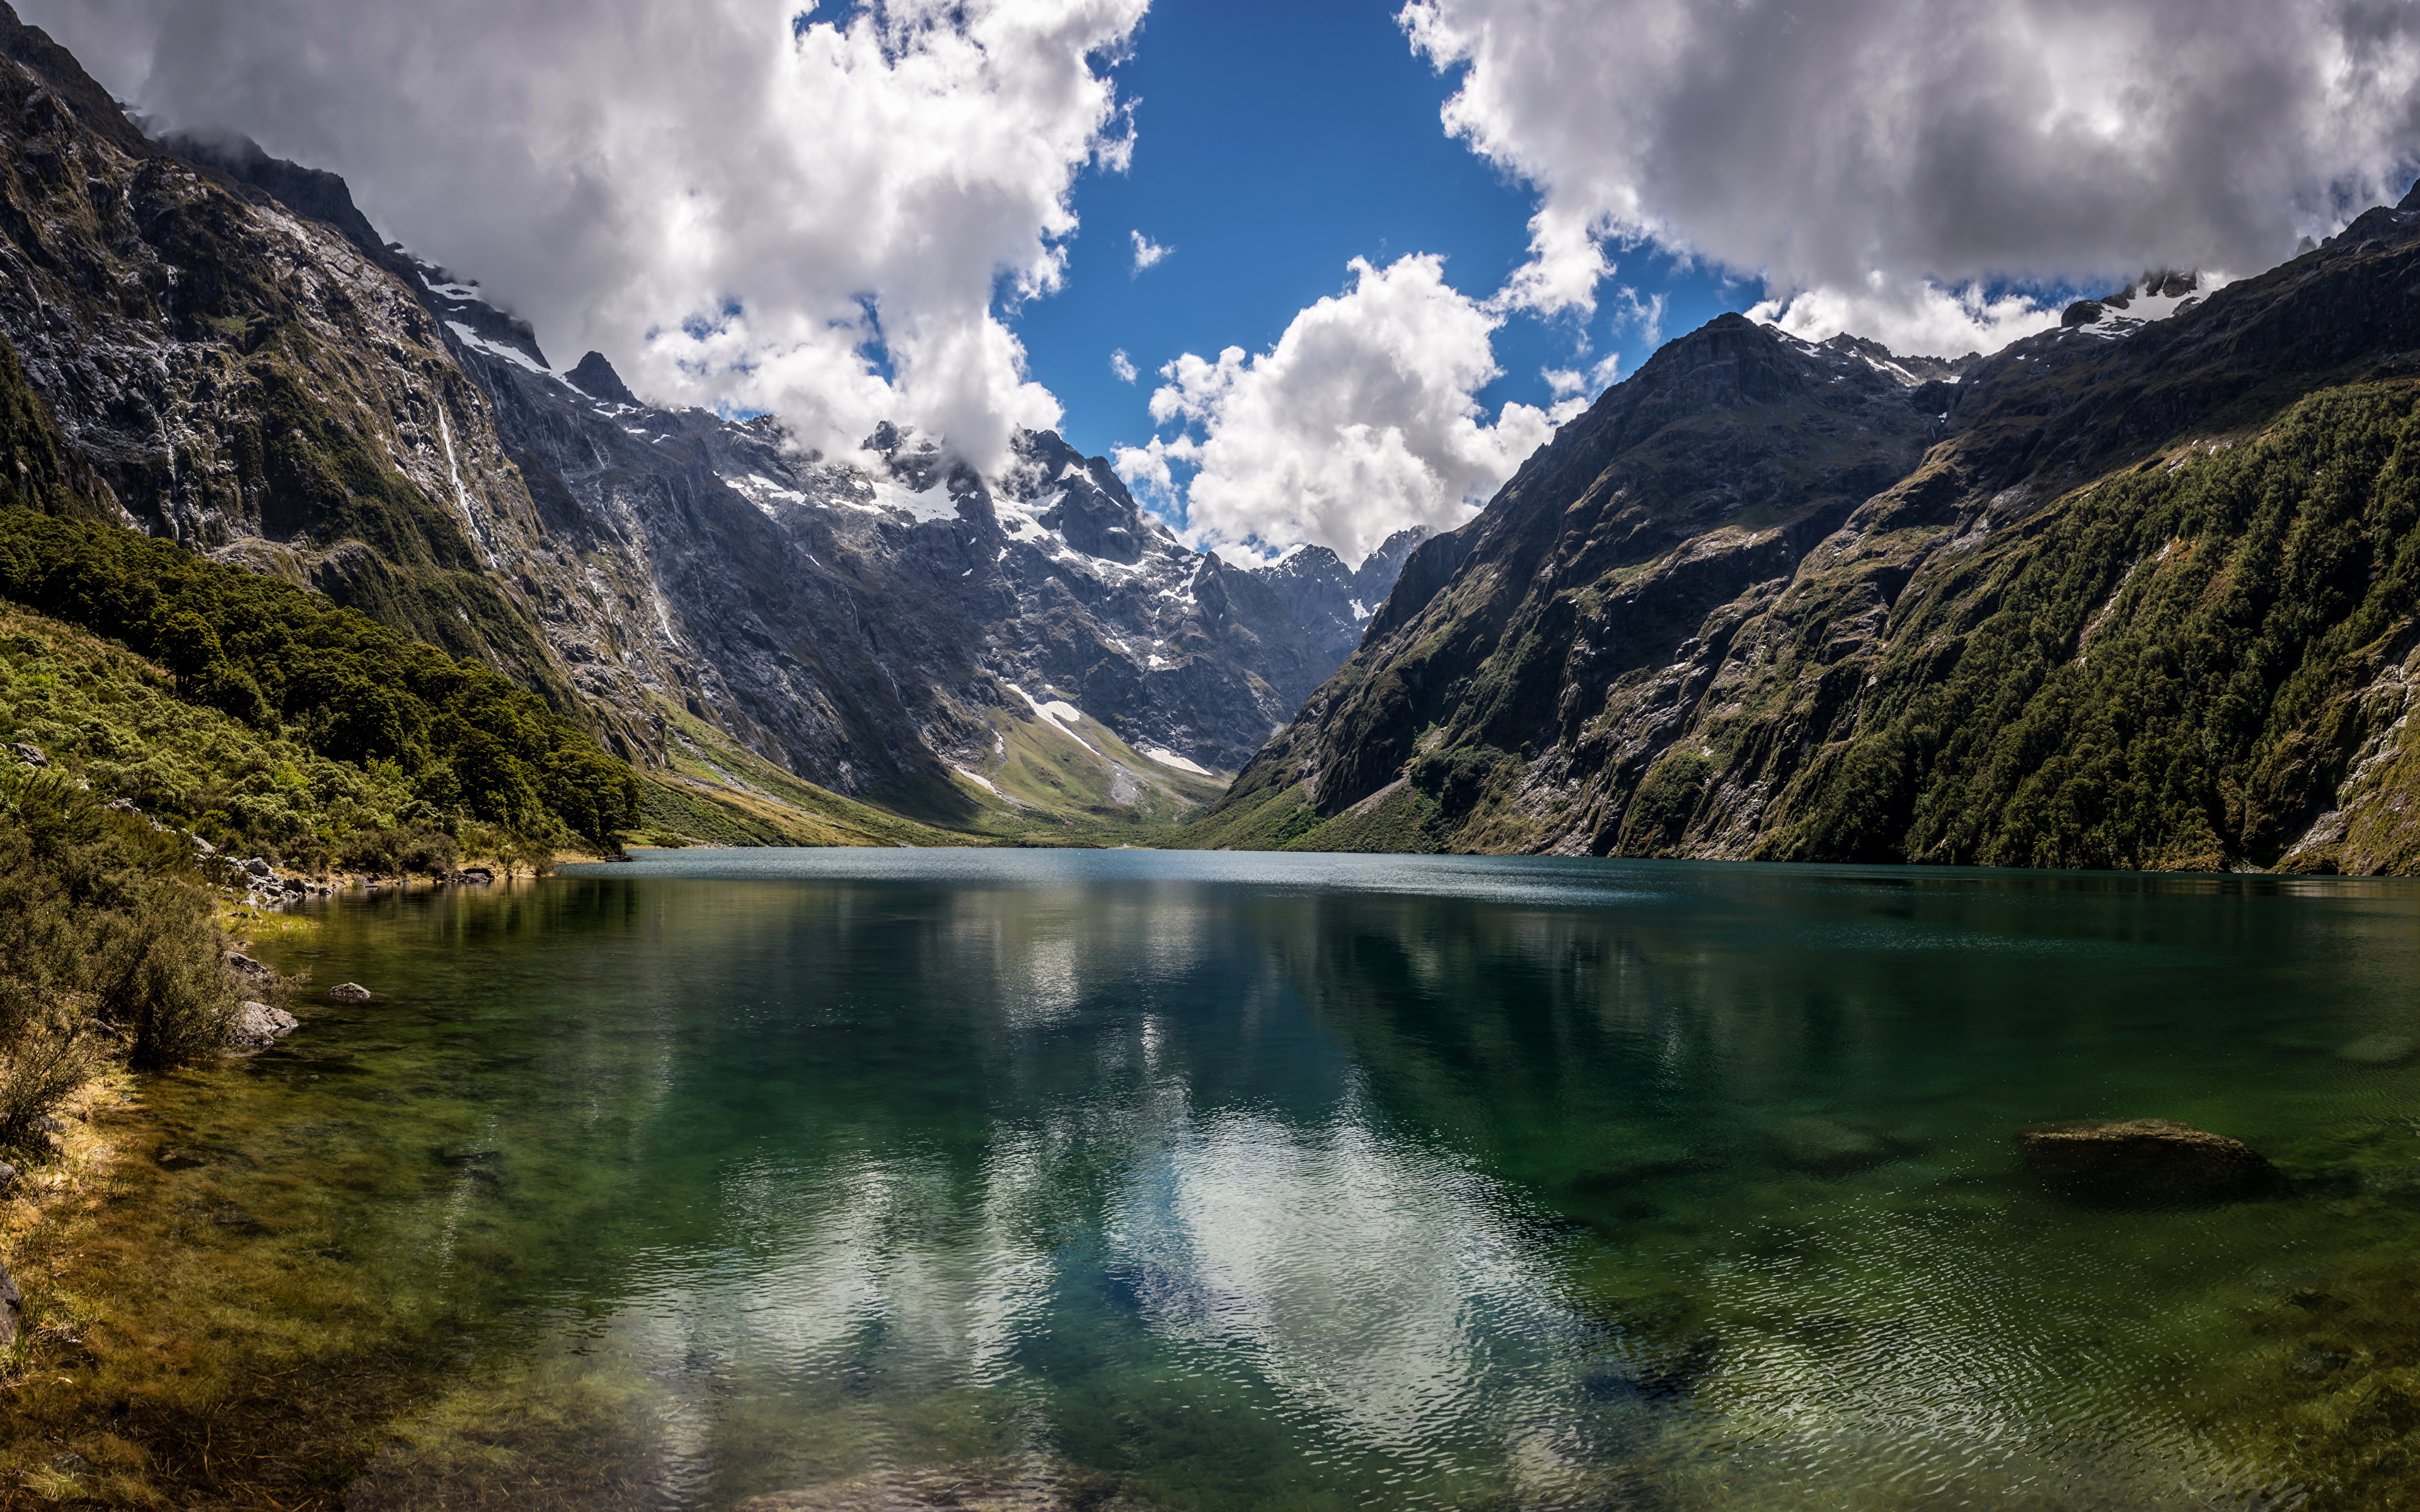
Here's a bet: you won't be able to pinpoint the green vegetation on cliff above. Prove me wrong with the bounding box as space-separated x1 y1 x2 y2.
1774 381 2420 872
1188 198 2420 874
0 510 638 857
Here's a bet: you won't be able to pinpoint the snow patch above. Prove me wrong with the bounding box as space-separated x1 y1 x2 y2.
420 273 486 303
446 321 569 387
950 764 1001 796
1138 745 1211 776
1002 682 1098 752
725 472 808 520
872 479 959 523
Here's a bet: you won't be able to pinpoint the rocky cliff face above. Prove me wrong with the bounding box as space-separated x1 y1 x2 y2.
0 4 1407 829
1194 193 2420 874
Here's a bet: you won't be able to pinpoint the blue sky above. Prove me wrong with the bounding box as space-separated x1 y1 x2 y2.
1009 0 1743 466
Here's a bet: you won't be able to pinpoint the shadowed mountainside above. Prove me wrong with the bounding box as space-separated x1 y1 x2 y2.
1185 188 2420 874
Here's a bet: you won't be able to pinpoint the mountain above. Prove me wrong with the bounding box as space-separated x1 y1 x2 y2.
1189 196 2420 874
0 3 1410 839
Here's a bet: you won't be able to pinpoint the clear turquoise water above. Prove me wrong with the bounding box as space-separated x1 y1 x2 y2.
240 851 2420 1508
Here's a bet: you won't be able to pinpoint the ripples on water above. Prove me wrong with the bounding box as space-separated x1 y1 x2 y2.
227 852 2420 1509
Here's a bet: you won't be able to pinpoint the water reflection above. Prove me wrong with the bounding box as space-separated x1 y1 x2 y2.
260 853 2420 1509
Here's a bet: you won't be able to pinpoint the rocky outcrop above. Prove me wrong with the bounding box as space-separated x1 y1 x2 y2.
2018 1118 2285 1208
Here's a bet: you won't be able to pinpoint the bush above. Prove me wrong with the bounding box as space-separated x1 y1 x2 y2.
0 763 234 1137
336 825 458 878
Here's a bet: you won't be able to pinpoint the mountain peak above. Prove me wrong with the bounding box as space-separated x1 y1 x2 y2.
566 352 639 407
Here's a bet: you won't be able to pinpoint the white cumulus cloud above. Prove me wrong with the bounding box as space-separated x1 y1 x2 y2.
1131 229 1173 272
1110 348 1138 382
30 0 1151 472
1115 254 1581 568
1402 0 2420 353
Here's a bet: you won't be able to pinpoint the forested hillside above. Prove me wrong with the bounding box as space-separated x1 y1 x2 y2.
1186 190 2420 873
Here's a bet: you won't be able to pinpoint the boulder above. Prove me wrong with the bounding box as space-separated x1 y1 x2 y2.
239 856 274 879
224 1000 299 1048
0 1160 16 1195
325 982 372 1002
2336 1033 2418 1066
0 1263 18 1349
2018 1118 2285 1208
8 742 45 767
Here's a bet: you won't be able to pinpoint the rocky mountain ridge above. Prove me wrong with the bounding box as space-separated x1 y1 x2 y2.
1192 188 2420 873
0 2 1412 835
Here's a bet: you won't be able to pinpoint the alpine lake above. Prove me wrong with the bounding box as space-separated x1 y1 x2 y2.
104 850 2420 1509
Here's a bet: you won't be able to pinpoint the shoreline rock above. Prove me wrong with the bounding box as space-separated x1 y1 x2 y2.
2019 1118 2285 1208
325 983 373 1003
224 1001 299 1049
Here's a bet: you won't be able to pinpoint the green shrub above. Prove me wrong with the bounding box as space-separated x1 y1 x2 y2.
0 508 638 850
0 764 233 1140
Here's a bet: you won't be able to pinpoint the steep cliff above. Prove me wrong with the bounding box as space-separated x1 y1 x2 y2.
1190 192 2420 874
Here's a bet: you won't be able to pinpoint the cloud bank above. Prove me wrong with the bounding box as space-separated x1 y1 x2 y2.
1403 0 2420 354
1115 255 1579 568
28 0 1149 471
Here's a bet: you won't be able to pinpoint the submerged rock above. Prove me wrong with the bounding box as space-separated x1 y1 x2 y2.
325 982 373 1002
1581 1334 1722 1402
224 1001 299 1048
1768 1116 1903 1175
2335 1033 2419 1066
2018 1118 2285 1208
734 1460 1160 1511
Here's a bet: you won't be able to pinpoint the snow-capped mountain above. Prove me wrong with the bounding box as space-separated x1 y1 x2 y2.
0 3 1415 828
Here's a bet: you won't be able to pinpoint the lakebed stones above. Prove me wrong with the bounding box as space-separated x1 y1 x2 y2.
734 1461 1158 1511
2335 1033 2419 1066
325 982 373 1002
2018 1118 2285 1208
1768 1116 1906 1176
224 1000 299 1048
